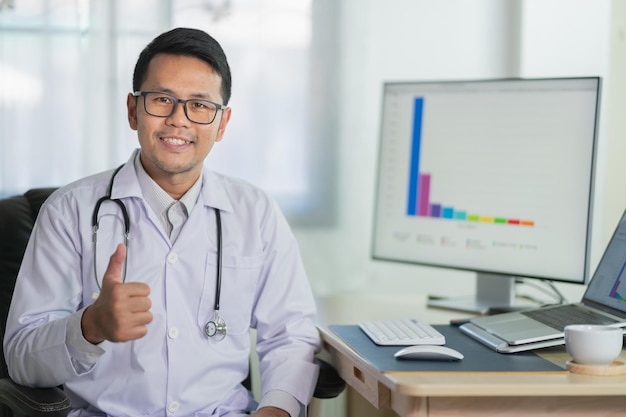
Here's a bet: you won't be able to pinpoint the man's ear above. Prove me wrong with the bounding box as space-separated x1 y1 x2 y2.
127 93 138 131
214 107 232 143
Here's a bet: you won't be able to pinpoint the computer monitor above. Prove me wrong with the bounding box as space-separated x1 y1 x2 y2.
372 77 601 314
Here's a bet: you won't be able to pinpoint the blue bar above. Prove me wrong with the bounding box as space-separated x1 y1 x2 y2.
406 97 424 216
442 207 454 219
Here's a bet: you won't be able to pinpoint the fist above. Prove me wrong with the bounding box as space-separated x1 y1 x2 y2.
82 244 153 344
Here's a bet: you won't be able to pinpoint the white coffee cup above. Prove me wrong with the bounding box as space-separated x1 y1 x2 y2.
564 324 623 365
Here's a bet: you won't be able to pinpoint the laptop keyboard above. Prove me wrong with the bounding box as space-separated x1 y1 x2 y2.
522 304 618 331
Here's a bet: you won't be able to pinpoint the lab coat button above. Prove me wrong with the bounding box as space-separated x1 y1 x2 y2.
168 401 180 413
167 252 178 264
168 327 179 339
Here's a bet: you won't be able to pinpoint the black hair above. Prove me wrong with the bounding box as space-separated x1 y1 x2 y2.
132 27 232 105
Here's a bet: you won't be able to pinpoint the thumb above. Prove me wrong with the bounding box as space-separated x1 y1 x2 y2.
103 243 126 283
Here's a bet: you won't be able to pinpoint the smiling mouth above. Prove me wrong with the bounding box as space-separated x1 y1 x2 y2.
161 136 193 146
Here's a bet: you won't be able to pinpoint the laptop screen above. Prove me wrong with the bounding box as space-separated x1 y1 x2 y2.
583 210 626 312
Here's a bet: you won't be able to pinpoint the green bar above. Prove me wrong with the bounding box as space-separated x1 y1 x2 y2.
494 218 507 224
467 214 480 222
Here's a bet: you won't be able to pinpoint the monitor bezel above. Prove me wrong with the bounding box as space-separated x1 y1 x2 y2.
370 76 601 305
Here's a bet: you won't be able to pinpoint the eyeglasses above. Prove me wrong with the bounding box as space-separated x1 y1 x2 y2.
133 91 227 125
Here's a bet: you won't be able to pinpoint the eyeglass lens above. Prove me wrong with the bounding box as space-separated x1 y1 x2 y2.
142 92 219 124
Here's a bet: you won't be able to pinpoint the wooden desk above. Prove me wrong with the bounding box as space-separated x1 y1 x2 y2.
317 293 626 417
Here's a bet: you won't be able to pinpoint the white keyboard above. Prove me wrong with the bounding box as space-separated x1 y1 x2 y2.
359 318 446 346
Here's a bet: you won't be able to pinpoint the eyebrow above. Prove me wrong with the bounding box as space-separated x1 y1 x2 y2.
152 88 214 100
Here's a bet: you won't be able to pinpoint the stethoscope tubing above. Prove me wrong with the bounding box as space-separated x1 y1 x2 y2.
92 164 130 289
91 164 226 340
214 209 222 311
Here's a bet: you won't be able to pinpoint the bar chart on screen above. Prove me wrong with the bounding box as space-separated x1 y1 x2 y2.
374 83 596 277
373 78 599 292
390 95 557 230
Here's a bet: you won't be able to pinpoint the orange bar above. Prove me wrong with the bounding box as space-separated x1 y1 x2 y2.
520 220 535 227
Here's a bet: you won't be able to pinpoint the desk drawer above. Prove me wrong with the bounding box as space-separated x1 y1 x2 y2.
328 344 391 409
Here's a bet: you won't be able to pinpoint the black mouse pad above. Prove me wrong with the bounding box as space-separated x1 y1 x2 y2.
328 324 566 372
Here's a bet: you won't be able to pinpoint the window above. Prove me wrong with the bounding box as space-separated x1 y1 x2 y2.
0 0 336 225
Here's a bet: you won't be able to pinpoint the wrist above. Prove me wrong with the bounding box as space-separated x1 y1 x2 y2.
81 306 104 344
252 406 290 417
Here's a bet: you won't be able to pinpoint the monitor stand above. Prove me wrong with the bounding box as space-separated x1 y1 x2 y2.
427 272 523 315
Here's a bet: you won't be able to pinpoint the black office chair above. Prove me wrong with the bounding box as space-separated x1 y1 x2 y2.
0 188 344 417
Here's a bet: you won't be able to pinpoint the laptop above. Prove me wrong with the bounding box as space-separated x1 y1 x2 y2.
460 210 626 353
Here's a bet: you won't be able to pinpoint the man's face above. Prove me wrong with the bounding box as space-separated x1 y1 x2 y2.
127 53 231 188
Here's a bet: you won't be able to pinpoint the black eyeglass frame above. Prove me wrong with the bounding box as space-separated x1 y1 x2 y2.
132 91 227 125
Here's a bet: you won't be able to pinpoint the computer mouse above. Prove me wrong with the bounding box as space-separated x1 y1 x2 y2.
394 345 464 361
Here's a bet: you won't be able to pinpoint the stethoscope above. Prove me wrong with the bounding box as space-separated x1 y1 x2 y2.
91 164 227 341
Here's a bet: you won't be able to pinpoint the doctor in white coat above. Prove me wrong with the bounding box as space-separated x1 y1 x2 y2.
4 27 320 417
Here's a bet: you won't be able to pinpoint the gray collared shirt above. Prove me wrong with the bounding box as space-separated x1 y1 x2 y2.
133 152 202 241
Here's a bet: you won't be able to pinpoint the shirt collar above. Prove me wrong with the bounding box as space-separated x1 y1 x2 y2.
199 170 234 214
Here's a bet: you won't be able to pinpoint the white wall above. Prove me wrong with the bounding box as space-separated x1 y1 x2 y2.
603 1 626 250
296 0 624 307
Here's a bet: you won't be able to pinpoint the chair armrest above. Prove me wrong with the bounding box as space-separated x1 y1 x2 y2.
312 358 345 399
0 379 70 417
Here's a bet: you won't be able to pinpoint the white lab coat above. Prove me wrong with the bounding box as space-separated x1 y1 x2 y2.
4 151 320 417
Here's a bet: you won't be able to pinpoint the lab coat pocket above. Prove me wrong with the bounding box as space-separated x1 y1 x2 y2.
200 253 264 335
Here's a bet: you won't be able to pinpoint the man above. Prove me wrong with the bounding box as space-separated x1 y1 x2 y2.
4 28 320 417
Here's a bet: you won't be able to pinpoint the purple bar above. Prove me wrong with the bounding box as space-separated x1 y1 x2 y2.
418 174 431 216
611 261 626 298
430 204 442 218
610 280 621 298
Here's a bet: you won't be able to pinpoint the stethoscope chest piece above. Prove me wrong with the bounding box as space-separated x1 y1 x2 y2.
205 314 227 341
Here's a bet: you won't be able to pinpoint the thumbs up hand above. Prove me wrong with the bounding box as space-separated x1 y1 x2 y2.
81 244 153 344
